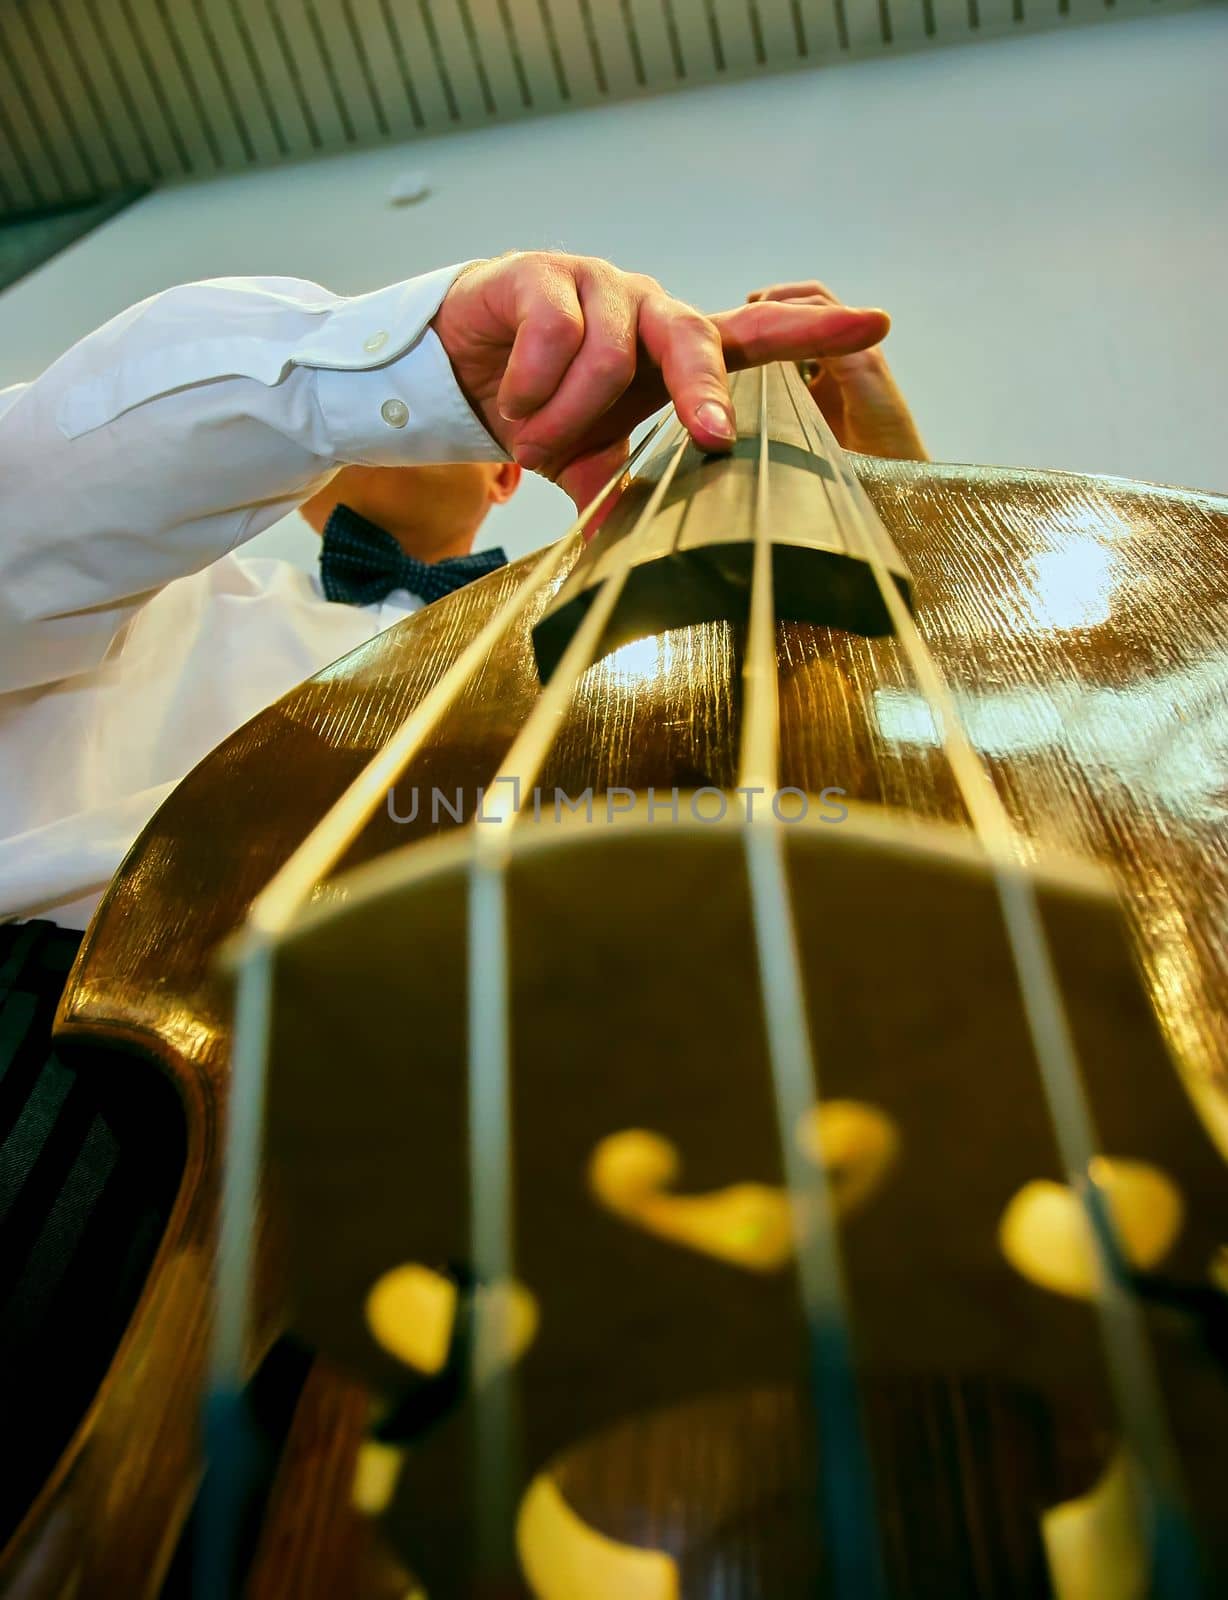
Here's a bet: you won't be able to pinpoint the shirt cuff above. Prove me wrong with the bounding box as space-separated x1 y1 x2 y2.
306 262 510 467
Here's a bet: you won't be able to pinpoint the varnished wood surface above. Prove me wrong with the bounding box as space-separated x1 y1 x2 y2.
3 454 1225 1596
263 798 1228 1591
244 1360 410 1600
538 1380 1082 1597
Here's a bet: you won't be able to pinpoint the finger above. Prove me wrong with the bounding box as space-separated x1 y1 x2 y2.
712 301 889 371
494 264 586 423
747 279 838 305
510 274 638 470
558 437 632 540
637 295 735 452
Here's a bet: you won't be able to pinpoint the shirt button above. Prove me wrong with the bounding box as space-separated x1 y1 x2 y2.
364 330 389 353
380 398 409 428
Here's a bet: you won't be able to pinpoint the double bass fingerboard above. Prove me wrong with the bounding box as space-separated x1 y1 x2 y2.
533 362 913 679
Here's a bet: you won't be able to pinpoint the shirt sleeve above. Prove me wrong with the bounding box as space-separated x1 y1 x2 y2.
0 262 506 693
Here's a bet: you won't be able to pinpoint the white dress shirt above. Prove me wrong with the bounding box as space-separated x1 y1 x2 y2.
0 262 506 929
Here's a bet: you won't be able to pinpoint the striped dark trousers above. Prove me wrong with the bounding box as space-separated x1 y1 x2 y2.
0 919 180 1547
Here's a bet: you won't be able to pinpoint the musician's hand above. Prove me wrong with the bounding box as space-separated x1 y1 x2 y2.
748 280 927 462
431 252 889 512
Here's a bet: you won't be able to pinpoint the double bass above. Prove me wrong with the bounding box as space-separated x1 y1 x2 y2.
3 362 1226 1597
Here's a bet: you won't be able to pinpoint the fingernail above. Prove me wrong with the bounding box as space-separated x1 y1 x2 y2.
515 442 547 470
696 401 735 442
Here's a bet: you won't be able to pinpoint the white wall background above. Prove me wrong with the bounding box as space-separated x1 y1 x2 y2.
1 8 1224 567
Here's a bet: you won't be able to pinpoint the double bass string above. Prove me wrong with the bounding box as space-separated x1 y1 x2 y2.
464 419 692 1579
739 367 886 1599
243 413 675 938
469 417 692 835
787 364 1201 1592
204 418 673 1599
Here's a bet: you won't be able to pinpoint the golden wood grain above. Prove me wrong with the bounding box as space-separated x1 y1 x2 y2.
1 456 1223 1596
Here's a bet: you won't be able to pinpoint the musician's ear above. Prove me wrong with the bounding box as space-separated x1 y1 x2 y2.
488 461 522 504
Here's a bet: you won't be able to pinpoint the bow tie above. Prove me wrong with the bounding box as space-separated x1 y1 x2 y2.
319 503 508 607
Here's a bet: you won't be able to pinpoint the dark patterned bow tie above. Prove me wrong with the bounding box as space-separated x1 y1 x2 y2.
319 503 507 607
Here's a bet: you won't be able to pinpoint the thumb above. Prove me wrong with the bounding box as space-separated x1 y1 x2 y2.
559 438 632 542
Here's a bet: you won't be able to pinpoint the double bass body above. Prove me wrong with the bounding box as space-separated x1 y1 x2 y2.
6 408 1227 1595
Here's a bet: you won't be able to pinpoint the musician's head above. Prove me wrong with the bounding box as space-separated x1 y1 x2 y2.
299 461 522 563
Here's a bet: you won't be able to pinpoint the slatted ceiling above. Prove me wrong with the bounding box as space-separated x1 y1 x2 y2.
857 0 903 48
374 4 424 128
624 0 676 83
255 1 324 146
1 14 48 201
309 0 384 141
792 0 839 61
850 0 890 51
42 6 95 191
516 0 570 103
0 25 55 208
342 2 397 134
74 1 162 184
716 0 760 71
101 1 187 182
140 7 221 174
509 3 564 110
0 61 33 210
46 5 130 189
770 0 799 58
87 4 156 180
227 3 299 153
584 2 639 96
101 1 179 180
131 7 195 172
274 0 340 145
390 2 452 124
430 1 490 118
0 10 54 204
404 3 446 121
954 0 991 34
378 4 428 128
798 0 841 56
4 10 84 196
434 1 499 120
551 1 606 101
469 0 531 116
0 0 1196 217
873 0 911 48
204 1 289 160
